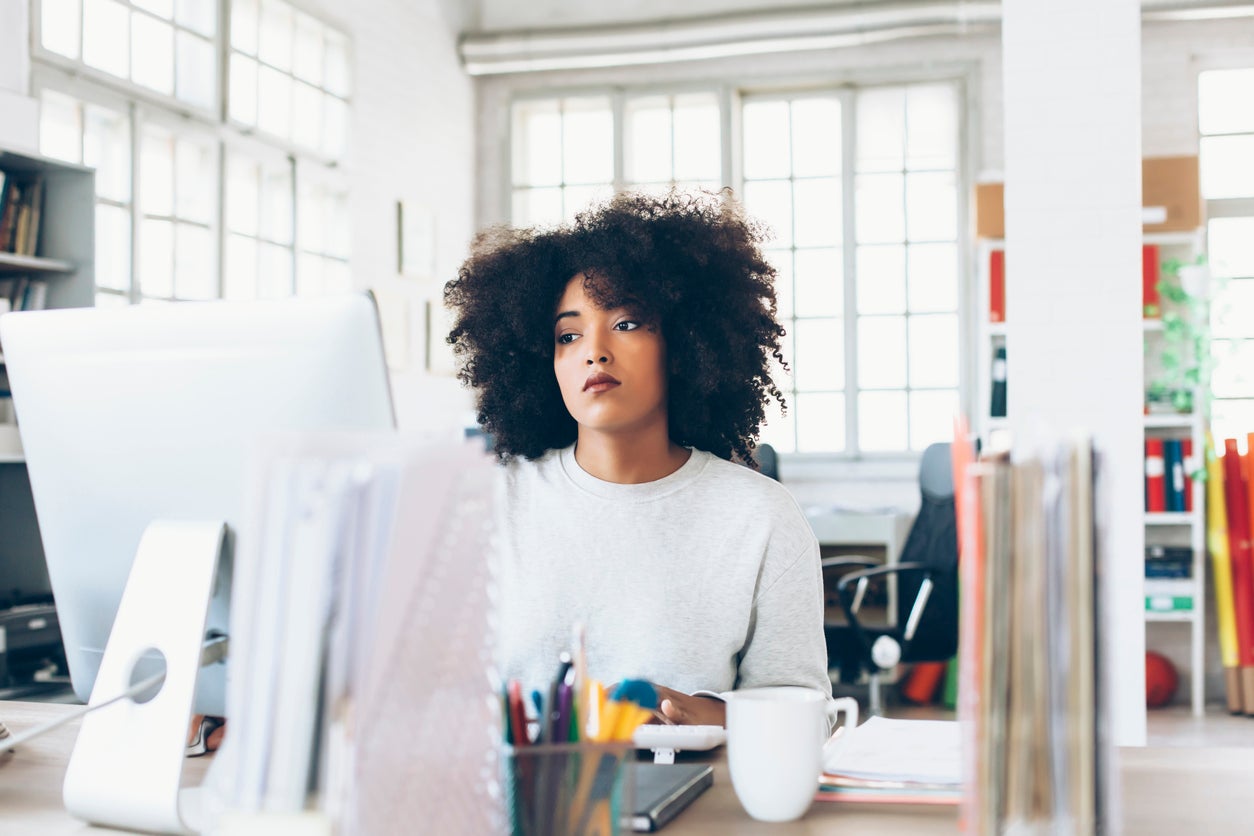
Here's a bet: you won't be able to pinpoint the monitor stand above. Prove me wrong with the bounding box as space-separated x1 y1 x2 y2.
62 520 227 835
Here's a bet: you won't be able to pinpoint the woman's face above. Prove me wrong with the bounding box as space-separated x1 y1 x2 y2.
553 274 669 436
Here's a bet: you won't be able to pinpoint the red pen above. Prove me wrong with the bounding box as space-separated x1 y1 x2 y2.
508 680 530 746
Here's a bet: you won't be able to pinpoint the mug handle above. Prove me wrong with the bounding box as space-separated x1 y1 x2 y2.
821 697 860 764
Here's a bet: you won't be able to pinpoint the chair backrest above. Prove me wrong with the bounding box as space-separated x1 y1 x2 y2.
896 442 959 661
755 443 780 481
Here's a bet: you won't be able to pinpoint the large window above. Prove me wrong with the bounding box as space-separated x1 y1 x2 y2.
507 82 962 456
33 0 351 305
1200 68 1254 443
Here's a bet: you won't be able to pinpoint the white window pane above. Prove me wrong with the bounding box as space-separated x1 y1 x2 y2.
140 218 174 297
742 180 793 248
224 233 258 299
95 291 129 308
175 223 215 299
257 66 293 139
858 316 907 389
906 84 958 171
229 54 258 125
908 314 959 388
139 296 174 306
83 0 130 79
857 87 905 173
133 0 173 17
292 82 322 151
793 248 841 318
84 105 131 203
230 0 258 54
322 95 349 159
1213 400 1254 445
796 392 845 453
1201 135 1254 199
766 248 793 320
793 177 841 248
296 181 320 246
1209 218 1254 279
176 138 214 224
328 193 350 259
141 129 174 217
910 390 959 451
624 97 672 185
512 187 562 226
855 173 905 243
176 32 216 110
1213 279 1254 339
293 13 324 85
742 100 791 180
859 390 907 452
759 390 796 454
513 101 562 187
1213 339 1254 399
176 0 216 36
297 252 323 295
790 98 841 178
95 203 131 292
324 259 350 294
226 156 259 234
562 101 613 185
907 243 958 312
793 318 843 391
562 184 613 223
132 15 175 94
261 166 293 244
324 31 350 98
259 0 293 71
39 90 83 164
906 172 957 242
672 95 720 183
1199 69 1254 136
259 242 293 297
857 245 906 314
41 0 82 59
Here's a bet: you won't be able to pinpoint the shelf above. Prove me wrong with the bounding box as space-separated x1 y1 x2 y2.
1145 512 1199 525
1145 609 1198 623
0 252 75 275
1143 230 1203 247
1143 319 1164 332
1144 413 1199 429
987 322 1007 337
986 417 1009 429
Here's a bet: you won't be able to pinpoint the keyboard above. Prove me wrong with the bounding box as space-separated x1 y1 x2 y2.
632 724 727 761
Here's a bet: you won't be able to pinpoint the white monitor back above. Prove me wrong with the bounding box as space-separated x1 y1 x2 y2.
0 294 395 714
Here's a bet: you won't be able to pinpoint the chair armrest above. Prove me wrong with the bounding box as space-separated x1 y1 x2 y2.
835 561 929 595
820 556 881 571
836 562 938 656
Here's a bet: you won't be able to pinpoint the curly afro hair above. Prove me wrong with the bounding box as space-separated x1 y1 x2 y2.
444 189 788 465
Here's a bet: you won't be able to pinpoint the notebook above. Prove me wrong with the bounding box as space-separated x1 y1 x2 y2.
629 762 714 832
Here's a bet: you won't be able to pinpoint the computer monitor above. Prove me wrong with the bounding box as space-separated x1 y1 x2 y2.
0 294 396 714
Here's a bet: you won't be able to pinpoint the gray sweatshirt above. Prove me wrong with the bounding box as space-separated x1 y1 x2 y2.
495 444 832 710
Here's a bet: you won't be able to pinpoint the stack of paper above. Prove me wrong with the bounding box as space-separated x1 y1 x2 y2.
203 435 503 834
954 432 1115 834
818 717 962 806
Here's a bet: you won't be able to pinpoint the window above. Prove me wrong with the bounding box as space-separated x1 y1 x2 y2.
33 0 352 306
508 82 962 456
1200 68 1254 443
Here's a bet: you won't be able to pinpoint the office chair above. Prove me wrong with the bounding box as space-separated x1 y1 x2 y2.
822 442 959 716
754 443 780 481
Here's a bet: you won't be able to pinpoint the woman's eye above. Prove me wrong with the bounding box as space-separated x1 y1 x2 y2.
556 332 579 345
614 320 641 331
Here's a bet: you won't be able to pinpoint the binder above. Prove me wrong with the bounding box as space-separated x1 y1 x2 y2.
990 346 1007 419
1145 439 1166 512
1164 439 1185 513
1143 244 1161 318
1182 438 1194 513
989 250 1006 323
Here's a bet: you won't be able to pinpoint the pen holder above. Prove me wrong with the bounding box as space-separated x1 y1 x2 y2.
503 743 635 836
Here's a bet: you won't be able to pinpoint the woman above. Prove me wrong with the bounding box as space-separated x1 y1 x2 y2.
445 190 831 726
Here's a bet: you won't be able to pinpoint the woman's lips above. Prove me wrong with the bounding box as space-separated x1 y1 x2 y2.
584 372 621 392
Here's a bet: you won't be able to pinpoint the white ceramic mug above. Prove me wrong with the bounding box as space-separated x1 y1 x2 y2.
726 688 859 822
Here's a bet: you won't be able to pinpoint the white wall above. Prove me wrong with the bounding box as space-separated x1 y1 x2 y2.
0 0 39 151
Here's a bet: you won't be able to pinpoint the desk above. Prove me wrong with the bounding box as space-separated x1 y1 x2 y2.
3 700 1252 834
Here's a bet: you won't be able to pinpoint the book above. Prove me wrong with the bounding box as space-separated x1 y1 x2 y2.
1182 438 1194 512
989 249 1006 323
990 346 1007 418
1145 545 1192 579
1145 439 1166 512
1163 439 1185 512
1143 244 1160 318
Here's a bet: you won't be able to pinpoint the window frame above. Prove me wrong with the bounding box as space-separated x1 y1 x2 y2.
503 71 974 464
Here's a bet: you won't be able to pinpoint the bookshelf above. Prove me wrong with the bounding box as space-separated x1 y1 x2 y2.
973 229 1209 716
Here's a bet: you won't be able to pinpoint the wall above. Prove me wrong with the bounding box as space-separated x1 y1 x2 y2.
0 0 38 150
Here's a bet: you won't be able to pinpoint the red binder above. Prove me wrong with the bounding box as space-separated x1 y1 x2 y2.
1182 438 1194 512
989 250 1005 323
1143 244 1161 318
1223 439 1254 712
1145 438 1166 512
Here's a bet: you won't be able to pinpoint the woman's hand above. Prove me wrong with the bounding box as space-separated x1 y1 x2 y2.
652 685 726 727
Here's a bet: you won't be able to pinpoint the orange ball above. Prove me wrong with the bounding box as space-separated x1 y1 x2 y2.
1145 651 1179 708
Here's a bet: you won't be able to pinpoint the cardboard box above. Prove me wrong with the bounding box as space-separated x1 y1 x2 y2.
972 155 1201 239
